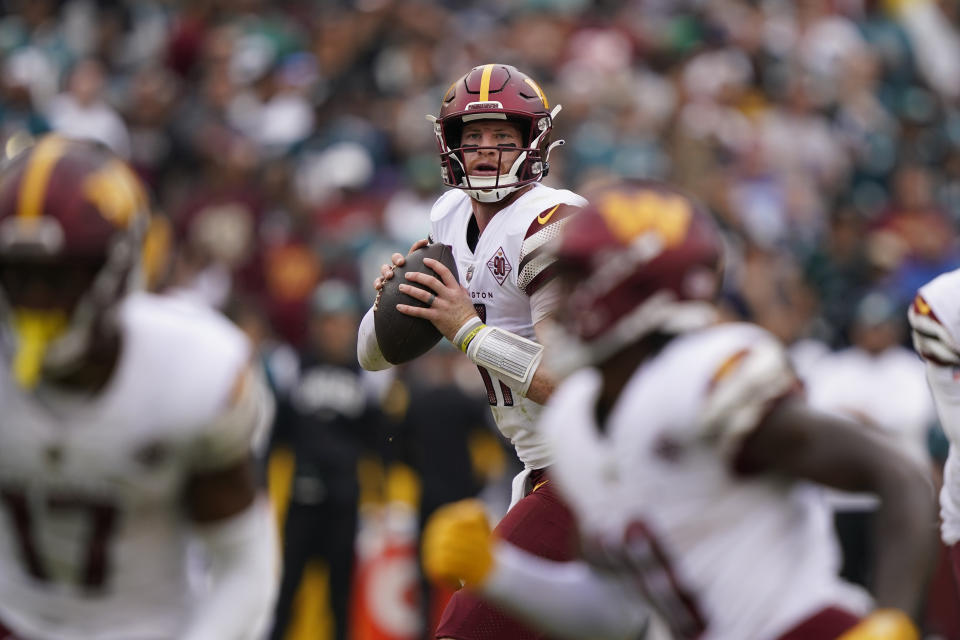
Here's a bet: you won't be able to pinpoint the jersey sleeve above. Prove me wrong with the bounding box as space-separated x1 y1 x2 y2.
517 203 579 296
697 331 800 459
190 366 274 471
908 292 960 367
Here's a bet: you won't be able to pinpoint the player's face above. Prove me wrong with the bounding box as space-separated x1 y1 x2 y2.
461 121 524 177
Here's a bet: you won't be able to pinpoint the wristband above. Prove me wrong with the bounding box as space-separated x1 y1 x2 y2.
454 316 485 353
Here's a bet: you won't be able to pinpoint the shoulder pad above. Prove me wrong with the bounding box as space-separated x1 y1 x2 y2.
518 203 580 296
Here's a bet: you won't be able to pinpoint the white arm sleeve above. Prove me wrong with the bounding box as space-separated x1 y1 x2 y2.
479 542 650 640
357 306 392 371
181 499 279 640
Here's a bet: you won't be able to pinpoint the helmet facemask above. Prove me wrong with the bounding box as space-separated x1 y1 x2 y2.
0 136 150 390
0 217 146 389
428 64 564 203
430 107 563 203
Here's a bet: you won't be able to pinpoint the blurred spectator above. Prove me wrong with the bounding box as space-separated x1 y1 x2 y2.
390 347 508 635
124 64 179 190
269 280 384 640
0 52 51 152
872 163 960 308
46 57 131 156
805 290 936 589
802 205 875 346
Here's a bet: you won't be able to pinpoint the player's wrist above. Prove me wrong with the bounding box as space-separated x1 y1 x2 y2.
465 326 544 397
453 316 486 352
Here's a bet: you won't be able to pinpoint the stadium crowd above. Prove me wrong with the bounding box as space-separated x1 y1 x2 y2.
2 0 960 638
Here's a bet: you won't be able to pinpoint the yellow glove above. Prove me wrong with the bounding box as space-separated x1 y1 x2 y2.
422 499 495 588
883 0 928 15
838 610 919 640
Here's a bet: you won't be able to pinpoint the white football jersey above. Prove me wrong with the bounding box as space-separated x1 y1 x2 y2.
0 292 258 639
543 323 870 640
908 268 960 544
430 184 586 470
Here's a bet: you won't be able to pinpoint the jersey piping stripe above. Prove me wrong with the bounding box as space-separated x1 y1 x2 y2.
17 136 68 220
478 64 495 101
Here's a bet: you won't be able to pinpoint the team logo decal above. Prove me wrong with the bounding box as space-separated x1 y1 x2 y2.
466 265 475 283
486 247 512 286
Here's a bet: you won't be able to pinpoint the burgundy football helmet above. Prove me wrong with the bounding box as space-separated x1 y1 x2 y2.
0 135 150 387
428 63 563 203
551 179 723 368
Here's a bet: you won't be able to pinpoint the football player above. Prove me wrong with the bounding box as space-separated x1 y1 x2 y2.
907 273 960 586
357 64 586 638
0 135 278 639
421 179 936 640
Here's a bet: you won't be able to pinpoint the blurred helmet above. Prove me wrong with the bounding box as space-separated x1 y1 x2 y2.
551 179 723 369
0 135 150 388
428 63 563 203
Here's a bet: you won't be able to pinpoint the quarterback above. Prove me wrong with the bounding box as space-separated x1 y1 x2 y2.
908 270 960 585
0 136 277 639
358 64 585 638
423 180 936 640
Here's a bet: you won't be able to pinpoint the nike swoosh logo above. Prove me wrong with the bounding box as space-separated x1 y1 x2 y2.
537 204 560 225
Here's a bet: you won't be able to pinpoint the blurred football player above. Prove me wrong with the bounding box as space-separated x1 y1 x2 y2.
422 179 936 640
0 135 277 639
358 64 586 639
908 272 960 587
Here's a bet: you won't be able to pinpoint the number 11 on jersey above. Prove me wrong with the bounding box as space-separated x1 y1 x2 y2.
473 304 514 407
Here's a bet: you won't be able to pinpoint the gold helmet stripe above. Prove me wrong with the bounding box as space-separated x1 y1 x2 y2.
478 64 495 102
524 77 549 109
443 79 458 102
17 136 68 220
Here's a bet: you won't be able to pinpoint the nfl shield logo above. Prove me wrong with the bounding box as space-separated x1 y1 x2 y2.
466 265 475 283
486 247 512 286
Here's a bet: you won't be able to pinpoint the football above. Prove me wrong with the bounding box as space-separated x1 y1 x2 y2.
375 243 459 365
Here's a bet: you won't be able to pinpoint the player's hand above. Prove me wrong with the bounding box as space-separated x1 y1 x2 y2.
422 499 495 588
373 238 430 291
396 256 476 341
838 610 919 640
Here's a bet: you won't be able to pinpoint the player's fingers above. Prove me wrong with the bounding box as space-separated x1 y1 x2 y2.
373 276 384 291
391 252 406 267
398 283 435 304
404 270 444 293
396 303 432 318
423 257 457 287
409 238 429 253
380 263 397 281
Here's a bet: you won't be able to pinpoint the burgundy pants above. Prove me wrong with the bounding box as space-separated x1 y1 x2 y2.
777 607 861 639
952 541 960 587
434 468 578 640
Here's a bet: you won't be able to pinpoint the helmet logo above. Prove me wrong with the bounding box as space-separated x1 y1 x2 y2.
82 160 146 228
486 247 512 286
598 192 692 247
